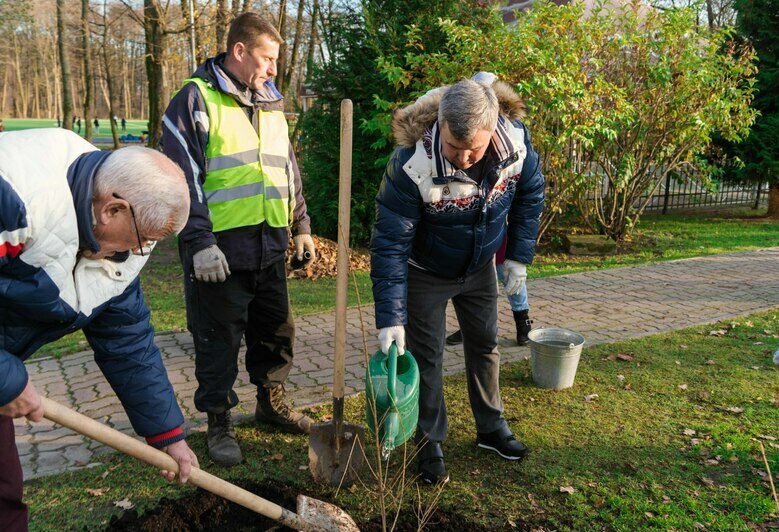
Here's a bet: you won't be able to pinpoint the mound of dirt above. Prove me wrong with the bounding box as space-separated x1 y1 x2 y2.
287 235 370 280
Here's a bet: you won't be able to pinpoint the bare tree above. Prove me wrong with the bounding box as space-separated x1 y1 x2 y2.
57 0 74 129
280 0 305 98
82 0 93 140
275 0 288 93
100 0 121 148
216 0 229 52
142 0 166 146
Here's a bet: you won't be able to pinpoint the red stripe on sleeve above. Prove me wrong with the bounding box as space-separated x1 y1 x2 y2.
0 242 24 258
145 426 183 445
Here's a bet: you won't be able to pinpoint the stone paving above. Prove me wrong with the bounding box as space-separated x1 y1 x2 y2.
16 248 779 479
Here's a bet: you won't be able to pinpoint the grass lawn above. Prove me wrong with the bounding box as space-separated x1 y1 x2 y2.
24 310 779 530
35 207 779 359
2 117 150 142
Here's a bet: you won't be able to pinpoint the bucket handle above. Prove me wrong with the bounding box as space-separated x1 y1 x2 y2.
387 342 399 403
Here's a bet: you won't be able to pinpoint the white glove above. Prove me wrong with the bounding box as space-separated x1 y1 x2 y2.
502 259 527 296
192 245 230 283
378 325 405 355
292 234 316 268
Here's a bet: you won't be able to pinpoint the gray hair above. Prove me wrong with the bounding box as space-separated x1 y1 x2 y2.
94 147 190 237
438 78 499 140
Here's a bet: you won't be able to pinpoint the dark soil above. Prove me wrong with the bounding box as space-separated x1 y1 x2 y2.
105 482 496 531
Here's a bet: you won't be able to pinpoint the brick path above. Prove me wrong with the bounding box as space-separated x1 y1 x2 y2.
16 248 779 479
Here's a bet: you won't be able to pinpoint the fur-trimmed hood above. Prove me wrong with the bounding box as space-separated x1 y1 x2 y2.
392 80 526 148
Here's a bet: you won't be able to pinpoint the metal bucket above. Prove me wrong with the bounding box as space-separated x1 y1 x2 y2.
527 328 585 390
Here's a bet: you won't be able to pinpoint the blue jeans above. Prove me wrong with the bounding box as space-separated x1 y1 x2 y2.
496 262 529 312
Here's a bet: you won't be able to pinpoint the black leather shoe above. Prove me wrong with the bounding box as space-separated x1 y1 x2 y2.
476 429 529 461
207 411 243 467
417 440 449 485
445 330 463 345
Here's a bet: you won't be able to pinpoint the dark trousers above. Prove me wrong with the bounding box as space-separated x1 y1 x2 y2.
406 262 508 443
0 416 27 532
183 260 295 414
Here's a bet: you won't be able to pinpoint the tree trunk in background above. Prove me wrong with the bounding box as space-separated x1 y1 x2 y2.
275 0 287 94
216 0 228 53
242 0 251 13
768 182 779 218
102 1 120 149
82 0 93 140
305 0 319 74
57 0 74 129
144 0 165 147
231 0 241 18
281 0 304 98
13 33 28 117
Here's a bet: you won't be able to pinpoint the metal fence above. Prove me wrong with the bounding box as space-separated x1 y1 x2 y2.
637 172 767 213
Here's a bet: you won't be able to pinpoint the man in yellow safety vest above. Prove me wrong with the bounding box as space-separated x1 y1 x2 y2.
160 13 316 467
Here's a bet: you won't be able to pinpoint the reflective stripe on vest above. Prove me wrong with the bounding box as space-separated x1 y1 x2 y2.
185 77 293 232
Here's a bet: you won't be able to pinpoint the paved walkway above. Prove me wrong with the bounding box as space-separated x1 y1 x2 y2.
16 248 779 479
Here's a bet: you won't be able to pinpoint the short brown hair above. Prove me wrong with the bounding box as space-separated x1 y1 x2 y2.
226 13 282 53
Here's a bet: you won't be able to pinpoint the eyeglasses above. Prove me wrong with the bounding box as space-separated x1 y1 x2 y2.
112 193 154 256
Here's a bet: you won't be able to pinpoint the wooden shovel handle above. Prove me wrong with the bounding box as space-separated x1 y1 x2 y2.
41 397 305 530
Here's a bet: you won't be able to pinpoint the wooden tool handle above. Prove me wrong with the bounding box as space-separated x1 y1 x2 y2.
41 397 304 530
334 99 353 404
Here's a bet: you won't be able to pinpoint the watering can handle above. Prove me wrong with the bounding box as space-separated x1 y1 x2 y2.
387 342 399 402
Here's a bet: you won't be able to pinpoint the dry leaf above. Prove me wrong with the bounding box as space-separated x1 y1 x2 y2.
593 497 605 507
725 407 744 414
729 455 739 463
87 488 110 497
584 394 599 402
678 384 688 390
298 465 308 470
662 495 671 503
623 383 633 390
701 477 715 487
616 353 634 361
602 355 617 361
704 359 716 365
683 429 697 436
753 341 764 345
680 344 689 349
645 512 655 518
559 486 575 494
270 453 284 460
705 459 720 466
763 330 773 335
709 329 727 336
114 499 134 510
675 360 681 365
617 374 625 382
744 321 754 327
693 523 707 531
691 438 701 445
757 434 777 441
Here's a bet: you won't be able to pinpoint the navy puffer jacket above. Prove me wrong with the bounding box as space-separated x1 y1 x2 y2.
371 81 545 329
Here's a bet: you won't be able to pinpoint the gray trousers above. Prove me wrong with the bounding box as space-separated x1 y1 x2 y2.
406 261 509 442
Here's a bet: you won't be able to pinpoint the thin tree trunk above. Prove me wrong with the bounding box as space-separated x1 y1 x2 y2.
242 0 251 12
282 0 304 99
102 0 120 149
305 0 318 76
767 182 779 219
1 68 8 116
215 0 228 52
57 0 74 129
13 33 28 117
231 0 241 19
82 0 93 140
144 0 166 146
275 0 288 94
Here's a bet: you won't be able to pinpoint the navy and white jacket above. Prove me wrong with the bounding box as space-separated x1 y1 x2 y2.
0 129 185 448
371 81 545 329
160 54 311 270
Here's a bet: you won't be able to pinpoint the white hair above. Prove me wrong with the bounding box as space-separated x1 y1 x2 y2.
94 147 190 237
438 78 499 140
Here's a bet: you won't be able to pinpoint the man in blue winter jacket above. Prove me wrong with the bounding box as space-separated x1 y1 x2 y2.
371 75 545 485
0 128 199 531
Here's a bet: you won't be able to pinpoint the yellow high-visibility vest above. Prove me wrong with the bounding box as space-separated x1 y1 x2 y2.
185 77 295 232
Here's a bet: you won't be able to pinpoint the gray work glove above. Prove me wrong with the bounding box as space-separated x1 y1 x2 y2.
378 325 405 355
502 259 527 296
192 245 230 283
292 234 316 268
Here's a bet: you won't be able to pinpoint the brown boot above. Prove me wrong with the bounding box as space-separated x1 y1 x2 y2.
255 385 313 434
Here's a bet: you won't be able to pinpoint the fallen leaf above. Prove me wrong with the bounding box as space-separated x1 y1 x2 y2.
559 486 575 494
744 321 754 327
753 341 764 345
704 359 716 365
691 438 701 445
757 434 777 441
269 453 284 460
298 465 308 470
725 407 744 414
678 384 688 390
584 394 599 402
701 477 715 487
764 330 773 335
616 353 634 361
705 458 720 466
114 499 134 510
683 429 697 436
645 512 655 518
593 497 605 507
602 355 617 361
662 495 671 503
679 344 688 349
617 374 625 382
320 414 333 422
87 488 110 497
693 523 707 531
675 360 681 365
729 455 739 463
623 383 632 390
709 329 727 336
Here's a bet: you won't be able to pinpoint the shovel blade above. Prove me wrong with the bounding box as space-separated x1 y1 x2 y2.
308 422 366 487
297 494 360 531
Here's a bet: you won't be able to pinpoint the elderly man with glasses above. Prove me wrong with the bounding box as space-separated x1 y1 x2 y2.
0 128 199 531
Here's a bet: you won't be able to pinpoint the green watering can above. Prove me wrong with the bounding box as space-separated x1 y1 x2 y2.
365 342 420 457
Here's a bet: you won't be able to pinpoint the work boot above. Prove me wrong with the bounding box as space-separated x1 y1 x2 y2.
207 411 242 467
255 384 314 435
445 330 463 345
513 310 533 346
